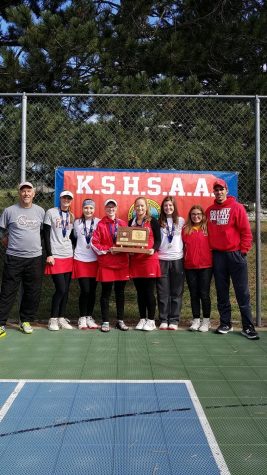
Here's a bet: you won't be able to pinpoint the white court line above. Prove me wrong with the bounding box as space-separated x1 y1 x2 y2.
185 380 231 475
0 380 25 422
0 379 230 474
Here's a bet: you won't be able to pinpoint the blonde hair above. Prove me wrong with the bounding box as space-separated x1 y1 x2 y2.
134 197 151 222
183 205 207 235
59 198 75 223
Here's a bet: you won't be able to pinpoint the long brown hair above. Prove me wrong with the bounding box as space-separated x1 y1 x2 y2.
134 197 152 222
183 205 207 235
158 196 179 227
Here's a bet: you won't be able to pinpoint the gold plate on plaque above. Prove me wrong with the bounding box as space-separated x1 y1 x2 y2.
111 226 151 254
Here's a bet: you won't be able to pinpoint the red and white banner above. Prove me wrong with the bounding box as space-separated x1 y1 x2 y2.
55 168 238 221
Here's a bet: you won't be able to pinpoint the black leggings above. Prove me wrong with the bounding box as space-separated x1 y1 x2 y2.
78 277 97 317
100 281 126 322
185 268 212 319
133 277 157 320
51 273 72 318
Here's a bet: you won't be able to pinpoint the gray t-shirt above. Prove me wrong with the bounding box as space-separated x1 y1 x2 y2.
44 207 74 258
0 203 45 258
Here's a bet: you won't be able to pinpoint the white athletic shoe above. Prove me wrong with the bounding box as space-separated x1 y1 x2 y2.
48 318 59 331
78 317 88 330
135 318 147 330
58 318 73 330
86 316 99 329
189 318 201 331
143 319 156 331
159 322 168 330
198 318 210 332
168 323 178 331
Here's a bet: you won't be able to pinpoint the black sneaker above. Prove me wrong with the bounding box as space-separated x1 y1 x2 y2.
241 326 260 340
215 324 233 334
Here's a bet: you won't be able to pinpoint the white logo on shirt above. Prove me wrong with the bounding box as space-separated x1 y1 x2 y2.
17 215 40 229
210 208 230 225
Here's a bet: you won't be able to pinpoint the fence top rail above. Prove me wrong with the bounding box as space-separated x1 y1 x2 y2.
1 92 267 99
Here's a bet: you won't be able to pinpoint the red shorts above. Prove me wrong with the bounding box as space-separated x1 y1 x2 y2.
44 257 73 275
72 260 98 279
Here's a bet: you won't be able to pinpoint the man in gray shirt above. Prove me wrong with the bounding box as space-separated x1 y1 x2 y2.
0 182 45 337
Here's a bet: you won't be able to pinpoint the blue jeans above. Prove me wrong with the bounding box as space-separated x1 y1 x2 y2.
213 250 253 329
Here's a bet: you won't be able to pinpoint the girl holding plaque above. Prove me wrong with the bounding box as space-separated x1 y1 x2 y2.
72 199 100 330
91 199 129 332
182 205 213 332
44 190 75 331
157 196 185 331
128 197 161 331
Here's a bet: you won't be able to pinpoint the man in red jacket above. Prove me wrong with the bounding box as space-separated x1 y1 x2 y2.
206 179 259 340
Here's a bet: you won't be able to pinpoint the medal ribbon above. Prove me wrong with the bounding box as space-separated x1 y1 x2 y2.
166 222 175 243
109 219 118 243
133 217 146 227
84 218 94 245
59 209 69 238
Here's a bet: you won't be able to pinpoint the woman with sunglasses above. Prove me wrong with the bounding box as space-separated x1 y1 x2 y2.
182 205 213 332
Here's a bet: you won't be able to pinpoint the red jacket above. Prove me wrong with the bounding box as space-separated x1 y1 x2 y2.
206 196 252 253
182 227 212 269
91 216 129 270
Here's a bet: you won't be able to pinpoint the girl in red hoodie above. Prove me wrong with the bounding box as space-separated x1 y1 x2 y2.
182 205 213 332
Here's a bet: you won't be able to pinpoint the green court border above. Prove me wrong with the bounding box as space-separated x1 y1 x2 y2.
0 327 266 475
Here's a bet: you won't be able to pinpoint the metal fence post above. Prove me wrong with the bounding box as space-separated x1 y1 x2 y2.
20 92 27 182
255 95 262 326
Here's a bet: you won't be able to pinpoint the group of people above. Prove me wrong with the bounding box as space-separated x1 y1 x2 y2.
0 179 259 340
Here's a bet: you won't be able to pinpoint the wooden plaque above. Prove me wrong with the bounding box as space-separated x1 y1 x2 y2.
111 226 151 254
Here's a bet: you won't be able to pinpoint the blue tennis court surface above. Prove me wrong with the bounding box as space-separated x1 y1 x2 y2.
0 380 230 475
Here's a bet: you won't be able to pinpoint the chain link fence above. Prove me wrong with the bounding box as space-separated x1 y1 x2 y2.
0 93 265 325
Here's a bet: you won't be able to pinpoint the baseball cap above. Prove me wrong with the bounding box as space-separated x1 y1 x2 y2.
60 190 74 199
213 179 228 189
19 181 34 190
104 199 118 207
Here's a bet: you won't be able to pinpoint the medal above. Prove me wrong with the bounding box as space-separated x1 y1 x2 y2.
166 221 175 244
59 209 69 238
84 218 94 247
109 219 118 243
